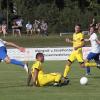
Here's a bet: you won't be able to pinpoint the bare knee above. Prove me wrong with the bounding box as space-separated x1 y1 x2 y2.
80 62 85 68
4 56 11 64
66 60 72 67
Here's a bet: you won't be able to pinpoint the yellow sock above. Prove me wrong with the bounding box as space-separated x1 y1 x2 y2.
85 62 97 67
63 65 70 78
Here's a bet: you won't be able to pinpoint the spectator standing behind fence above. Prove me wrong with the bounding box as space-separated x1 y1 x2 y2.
26 21 33 35
33 20 40 35
40 20 48 36
12 21 21 37
16 18 23 34
2 21 7 38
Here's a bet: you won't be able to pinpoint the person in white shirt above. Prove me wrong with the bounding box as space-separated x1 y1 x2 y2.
85 26 100 75
26 22 33 35
0 39 29 73
16 18 23 29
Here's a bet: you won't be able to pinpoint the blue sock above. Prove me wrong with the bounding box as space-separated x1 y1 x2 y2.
86 67 90 74
10 59 24 68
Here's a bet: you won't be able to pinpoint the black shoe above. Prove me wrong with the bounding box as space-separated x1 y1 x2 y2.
61 77 70 86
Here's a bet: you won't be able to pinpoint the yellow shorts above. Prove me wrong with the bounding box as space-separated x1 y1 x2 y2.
37 73 62 86
68 48 84 63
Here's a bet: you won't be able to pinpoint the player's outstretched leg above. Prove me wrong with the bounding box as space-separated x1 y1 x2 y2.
4 56 29 73
85 61 99 68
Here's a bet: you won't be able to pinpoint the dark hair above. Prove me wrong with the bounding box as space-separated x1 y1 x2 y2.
36 53 44 59
75 24 81 27
89 26 96 31
75 24 82 32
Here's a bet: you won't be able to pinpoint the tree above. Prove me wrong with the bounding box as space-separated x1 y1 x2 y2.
1 0 100 33
55 0 65 10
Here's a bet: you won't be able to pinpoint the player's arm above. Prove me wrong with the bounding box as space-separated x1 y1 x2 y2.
32 68 39 86
27 72 32 86
65 38 73 43
5 41 25 52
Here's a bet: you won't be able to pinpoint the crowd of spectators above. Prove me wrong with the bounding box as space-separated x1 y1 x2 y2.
0 18 48 37
26 19 48 36
0 17 100 38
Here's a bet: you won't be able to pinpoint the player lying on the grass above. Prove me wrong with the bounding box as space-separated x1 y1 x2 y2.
63 24 100 79
85 26 100 75
0 39 29 73
27 53 69 87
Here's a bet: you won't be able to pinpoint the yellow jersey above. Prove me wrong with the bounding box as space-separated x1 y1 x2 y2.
73 32 84 48
31 60 44 77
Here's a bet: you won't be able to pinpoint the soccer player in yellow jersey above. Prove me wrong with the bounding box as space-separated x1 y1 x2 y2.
27 53 69 87
63 24 85 79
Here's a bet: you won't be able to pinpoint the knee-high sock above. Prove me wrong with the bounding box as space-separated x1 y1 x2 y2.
86 67 90 74
10 59 24 67
85 62 97 67
63 65 70 78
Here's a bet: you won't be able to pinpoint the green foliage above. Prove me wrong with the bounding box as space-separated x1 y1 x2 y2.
3 34 90 47
0 0 100 33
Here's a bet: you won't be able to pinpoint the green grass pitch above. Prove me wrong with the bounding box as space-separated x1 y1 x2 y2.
0 61 100 100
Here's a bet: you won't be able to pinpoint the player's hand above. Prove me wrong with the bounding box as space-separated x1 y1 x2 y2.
85 39 89 42
74 47 78 50
19 47 25 52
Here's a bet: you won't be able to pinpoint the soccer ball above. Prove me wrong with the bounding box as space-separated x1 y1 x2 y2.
80 77 88 85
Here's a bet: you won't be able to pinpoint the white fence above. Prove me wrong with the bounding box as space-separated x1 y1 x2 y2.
7 47 91 61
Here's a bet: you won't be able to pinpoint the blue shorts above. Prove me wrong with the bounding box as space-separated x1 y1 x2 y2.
87 52 100 61
0 46 7 60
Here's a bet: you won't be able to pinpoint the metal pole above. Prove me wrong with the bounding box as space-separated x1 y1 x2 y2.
0 0 1 10
7 0 8 29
